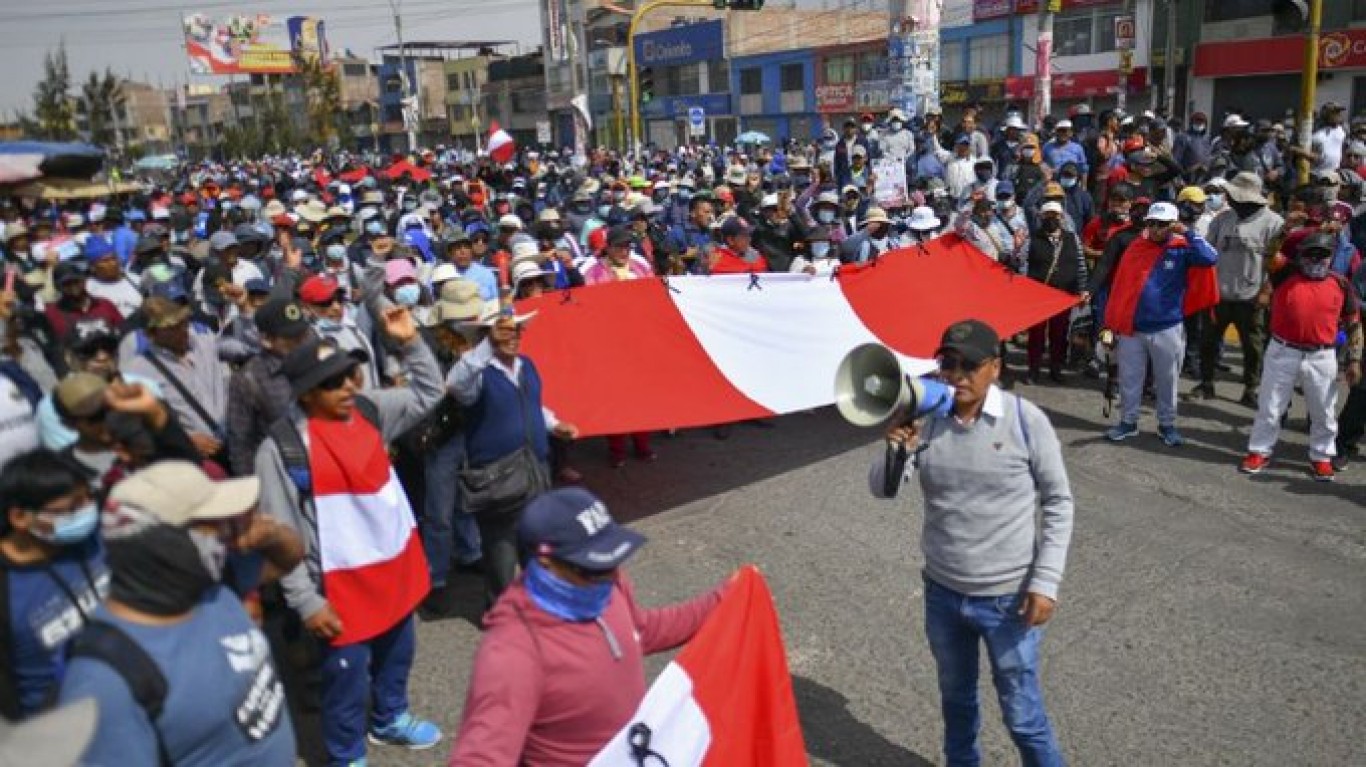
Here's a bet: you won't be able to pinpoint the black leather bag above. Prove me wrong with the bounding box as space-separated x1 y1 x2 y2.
458 445 550 516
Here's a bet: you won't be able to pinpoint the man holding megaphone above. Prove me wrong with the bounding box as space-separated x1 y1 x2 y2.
859 319 1075 767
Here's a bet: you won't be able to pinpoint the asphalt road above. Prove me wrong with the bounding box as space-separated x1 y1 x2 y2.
319 364 1365 767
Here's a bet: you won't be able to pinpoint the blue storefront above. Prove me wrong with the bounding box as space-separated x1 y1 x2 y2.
730 49 819 142
634 20 735 148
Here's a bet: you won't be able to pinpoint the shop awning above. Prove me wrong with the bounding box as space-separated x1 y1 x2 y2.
1194 30 1366 79
1006 68 1147 101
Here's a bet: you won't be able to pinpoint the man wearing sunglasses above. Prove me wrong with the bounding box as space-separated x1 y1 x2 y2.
452 487 725 766
870 319 1074 767
1100 202 1219 447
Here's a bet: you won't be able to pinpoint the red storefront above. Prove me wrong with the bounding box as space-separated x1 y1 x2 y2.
1193 29 1366 119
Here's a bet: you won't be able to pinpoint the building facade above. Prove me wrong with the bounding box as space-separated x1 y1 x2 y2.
635 19 732 148
731 49 818 141
1191 0 1366 121
484 50 548 148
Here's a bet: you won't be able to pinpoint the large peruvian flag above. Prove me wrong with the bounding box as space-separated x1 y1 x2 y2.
308 415 430 646
589 566 807 766
487 120 516 164
517 234 1080 437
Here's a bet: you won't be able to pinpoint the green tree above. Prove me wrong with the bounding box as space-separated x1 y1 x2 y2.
294 54 344 148
77 69 125 149
32 42 75 140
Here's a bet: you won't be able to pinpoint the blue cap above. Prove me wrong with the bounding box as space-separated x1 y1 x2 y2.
954 134 971 146
995 180 1015 198
83 235 115 262
518 488 646 570
244 278 271 294
127 210 147 222
149 280 188 302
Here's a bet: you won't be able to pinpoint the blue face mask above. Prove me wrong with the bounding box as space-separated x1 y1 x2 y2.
1060 176 1077 189
524 559 613 622
810 241 831 259
365 220 385 236
33 502 99 546
817 209 836 224
315 317 342 332
394 284 421 307
678 190 693 202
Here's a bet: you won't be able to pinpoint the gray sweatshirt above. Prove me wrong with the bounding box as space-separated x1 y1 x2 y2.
1206 206 1283 302
253 336 443 621
869 386 1074 600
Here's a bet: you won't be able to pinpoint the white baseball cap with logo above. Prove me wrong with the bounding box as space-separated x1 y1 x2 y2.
1144 201 1180 223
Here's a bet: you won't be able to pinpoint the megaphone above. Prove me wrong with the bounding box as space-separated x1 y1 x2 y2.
834 343 954 427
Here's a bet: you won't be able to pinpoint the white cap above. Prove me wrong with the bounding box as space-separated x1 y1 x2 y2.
1223 114 1250 129
1040 201 1065 216
1055 119 1074 130
760 193 779 209
1005 115 1027 131
497 214 524 230
1144 201 1179 222
907 206 941 232
430 263 460 284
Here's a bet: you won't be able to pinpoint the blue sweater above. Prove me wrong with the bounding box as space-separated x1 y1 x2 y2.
464 359 551 467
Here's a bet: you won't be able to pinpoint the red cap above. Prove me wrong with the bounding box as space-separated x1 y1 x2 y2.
299 274 341 304
1122 136 1146 153
587 226 608 256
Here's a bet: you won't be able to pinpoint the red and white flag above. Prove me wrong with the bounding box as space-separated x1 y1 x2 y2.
487 120 516 164
518 235 1079 437
309 416 430 646
589 566 808 767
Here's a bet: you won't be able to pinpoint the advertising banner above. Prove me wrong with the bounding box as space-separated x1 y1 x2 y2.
634 20 725 69
873 158 908 209
184 13 328 75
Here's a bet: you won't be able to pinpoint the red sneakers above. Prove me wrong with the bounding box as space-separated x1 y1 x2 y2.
1239 453 1271 475
1309 460 1336 483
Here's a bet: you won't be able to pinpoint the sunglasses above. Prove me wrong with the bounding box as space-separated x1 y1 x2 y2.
317 367 357 391
937 355 985 375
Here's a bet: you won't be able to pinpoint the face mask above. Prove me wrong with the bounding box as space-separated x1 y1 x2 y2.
1206 194 1225 211
31 502 99 546
810 241 831 259
816 209 836 224
1191 124 1207 135
188 528 228 582
1060 176 1077 189
612 191 627 203
890 121 904 131
1299 256 1331 280
394 284 421 307
524 559 613 622
996 199 1013 213
1042 218 1062 233
106 524 217 616
326 244 347 262
677 190 693 202
315 317 341 332
870 236 888 250
975 169 993 183
862 122 873 132
598 205 612 218
1021 148 1037 160
365 220 385 236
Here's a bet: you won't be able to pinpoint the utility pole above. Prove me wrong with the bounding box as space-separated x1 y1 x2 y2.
1163 0 1178 117
1115 0 1133 115
1034 0 1057 126
388 0 419 152
1296 0 1323 186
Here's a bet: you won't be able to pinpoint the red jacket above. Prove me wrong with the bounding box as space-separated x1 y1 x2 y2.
451 572 723 767
709 246 769 274
44 296 124 340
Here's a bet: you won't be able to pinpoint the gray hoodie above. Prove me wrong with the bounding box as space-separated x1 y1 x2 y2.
253 337 443 621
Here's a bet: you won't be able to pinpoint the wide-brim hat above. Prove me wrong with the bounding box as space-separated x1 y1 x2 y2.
467 303 537 328
862 207 892 226
1224 171 1266 205
432 279 484 324
295 200 328 223
908 206 941 231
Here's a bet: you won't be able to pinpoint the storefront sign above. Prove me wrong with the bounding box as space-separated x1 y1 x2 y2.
635 19 724 69
1015 0 1119 13
940 79 1008 106
1114 14 1135 51
641 92 733 120
1194 28 1366 78
1006 68 1146 100
815 83 855 112
972 0 1013 20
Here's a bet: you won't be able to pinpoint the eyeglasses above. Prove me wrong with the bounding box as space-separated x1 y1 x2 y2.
937 355 985 375
316 367 357 391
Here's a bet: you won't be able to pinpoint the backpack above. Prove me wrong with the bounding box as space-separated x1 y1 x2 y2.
67 620 173 766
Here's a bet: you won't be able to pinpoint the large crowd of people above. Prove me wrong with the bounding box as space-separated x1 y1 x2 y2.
0 96 1362 766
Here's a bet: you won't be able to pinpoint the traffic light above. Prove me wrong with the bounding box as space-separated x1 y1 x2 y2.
1273 0 1309 31
640 68 655 103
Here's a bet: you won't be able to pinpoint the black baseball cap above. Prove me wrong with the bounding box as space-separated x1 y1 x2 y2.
281 337 368 395
935 319 1001 365
253 298 311 340
63 318 119 355
518 487 646 570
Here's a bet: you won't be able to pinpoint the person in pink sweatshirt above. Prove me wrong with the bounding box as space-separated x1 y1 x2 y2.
450 487 725 766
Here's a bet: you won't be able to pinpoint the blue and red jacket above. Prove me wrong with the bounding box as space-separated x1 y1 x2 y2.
1103 232 1219 335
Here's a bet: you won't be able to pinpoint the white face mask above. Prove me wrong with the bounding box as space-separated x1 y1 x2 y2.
810 241 831 259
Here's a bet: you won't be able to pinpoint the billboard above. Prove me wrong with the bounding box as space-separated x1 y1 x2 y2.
634 20 724 69
183 13 328 75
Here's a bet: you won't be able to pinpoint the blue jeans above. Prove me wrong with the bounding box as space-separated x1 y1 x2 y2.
923 577 1064 767
422 434 482 588
319 615 416 766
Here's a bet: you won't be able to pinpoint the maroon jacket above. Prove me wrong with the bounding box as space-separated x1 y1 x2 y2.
451 571 724 766
44 296 124 340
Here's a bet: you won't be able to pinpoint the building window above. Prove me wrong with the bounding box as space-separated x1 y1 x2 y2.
708 59 729 92
940 41 965 82
780 63 804 92
1055 6 1124 56
1204 0 1273 23
343 63 368 77
740 67 763 95
678 62 701 94
447 74 461 91
1355 0 1366 20
857 51 887 82
968 34 1008 81
824 54 855 85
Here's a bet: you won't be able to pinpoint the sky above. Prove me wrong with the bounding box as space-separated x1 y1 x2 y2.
0 0 851 118
0 0 546 117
